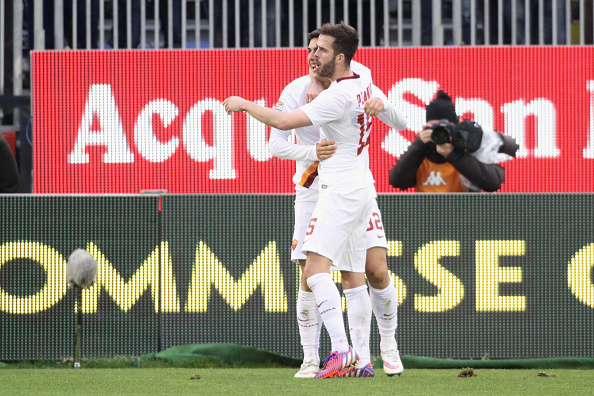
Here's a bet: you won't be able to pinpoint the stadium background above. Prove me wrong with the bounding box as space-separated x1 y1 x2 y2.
31 47 594 193
1 1 594 363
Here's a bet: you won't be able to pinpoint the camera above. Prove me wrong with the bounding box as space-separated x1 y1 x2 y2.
430 119 483 152
430 119 456 145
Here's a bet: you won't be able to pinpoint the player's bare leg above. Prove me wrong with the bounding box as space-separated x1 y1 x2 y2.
366 246 404 376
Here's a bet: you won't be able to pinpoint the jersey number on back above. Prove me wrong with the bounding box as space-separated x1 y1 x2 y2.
357 113 372 155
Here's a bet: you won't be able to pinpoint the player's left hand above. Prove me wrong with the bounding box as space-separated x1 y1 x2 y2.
223 96 248 114
316 139 337 160
364 98 384 117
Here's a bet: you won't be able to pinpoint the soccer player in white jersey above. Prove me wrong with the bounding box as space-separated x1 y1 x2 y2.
224 22 400 379
269 29 407 378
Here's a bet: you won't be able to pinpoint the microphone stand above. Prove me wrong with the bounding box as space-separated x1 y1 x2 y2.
73 286 82 369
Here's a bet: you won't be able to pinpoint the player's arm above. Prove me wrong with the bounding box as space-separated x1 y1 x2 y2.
364 85 408 130
269 127 317 162
224 96 312 131
270 128 336 161
306 77 328 103
269 84 325 161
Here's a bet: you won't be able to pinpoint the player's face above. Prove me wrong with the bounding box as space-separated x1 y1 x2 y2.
318 56 336 78
314 35 337 78
307 38 320 73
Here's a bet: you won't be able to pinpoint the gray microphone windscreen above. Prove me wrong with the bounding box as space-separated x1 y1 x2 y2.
67 249 98 289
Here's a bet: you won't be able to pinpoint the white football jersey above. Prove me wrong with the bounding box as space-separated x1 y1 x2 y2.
269 61 376 191
300 72 376 194
269 75 321 190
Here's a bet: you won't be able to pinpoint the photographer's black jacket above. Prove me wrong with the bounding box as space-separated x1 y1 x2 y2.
389 137 505 192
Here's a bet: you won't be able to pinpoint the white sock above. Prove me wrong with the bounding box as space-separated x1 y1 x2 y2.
297 287 321 364
344 284 372 366
369 283 399 352
307 273 349 353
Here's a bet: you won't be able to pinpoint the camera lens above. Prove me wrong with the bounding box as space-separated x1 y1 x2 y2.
431 127 450 145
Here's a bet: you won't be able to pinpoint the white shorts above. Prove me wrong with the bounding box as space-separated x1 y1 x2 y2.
364 199 389 250
292 187 388 265
330 197 388 271
301 185 376 273
291 186 319 263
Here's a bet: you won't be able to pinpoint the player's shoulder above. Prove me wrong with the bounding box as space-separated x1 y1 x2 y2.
351 60 372 81
282 75 311 94
277 75 310 111
279 75 310 98
320 80 354 107
333 74 368 93
351 60 371 74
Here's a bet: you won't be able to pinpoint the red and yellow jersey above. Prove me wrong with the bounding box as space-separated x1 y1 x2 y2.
415 158 468 192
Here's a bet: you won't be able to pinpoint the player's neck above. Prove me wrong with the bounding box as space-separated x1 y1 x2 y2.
313 76 332 89
331 66 354 82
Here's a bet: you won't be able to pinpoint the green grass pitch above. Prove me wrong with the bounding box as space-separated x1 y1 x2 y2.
1 368 592 395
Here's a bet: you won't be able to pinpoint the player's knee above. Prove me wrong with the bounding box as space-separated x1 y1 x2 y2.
340 271 366 289
365 268 383 286
365 247 389 287
366 267 390 289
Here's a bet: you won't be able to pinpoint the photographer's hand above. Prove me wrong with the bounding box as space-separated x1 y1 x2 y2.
424 120 453 156
435 142 454 158
420 123 434 144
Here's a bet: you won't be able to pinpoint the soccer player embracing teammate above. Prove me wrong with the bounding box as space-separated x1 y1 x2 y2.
224 22 407 379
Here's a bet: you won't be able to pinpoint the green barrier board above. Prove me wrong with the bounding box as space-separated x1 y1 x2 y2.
1 194 593 360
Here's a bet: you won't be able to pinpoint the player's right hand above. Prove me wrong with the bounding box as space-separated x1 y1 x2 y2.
316 139 337 160
306 78 325 103
223 96 248 114
363 98 384 117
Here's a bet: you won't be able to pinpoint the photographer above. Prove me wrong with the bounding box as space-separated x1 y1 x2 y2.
389 90 516 192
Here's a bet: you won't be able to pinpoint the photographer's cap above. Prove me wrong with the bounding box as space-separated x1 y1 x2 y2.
426 90 458 123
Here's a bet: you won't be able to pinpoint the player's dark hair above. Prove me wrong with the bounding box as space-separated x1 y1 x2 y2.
319 22 359 65
307 29 321 40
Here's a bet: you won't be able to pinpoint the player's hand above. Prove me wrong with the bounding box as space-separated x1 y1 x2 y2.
306 78 325 103
223 96 248 114
364 98 384 117
316 139 337 160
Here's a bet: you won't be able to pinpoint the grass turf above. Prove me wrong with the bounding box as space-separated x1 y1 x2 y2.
1 368 591 395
